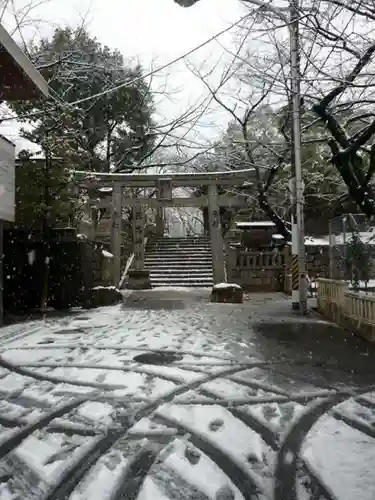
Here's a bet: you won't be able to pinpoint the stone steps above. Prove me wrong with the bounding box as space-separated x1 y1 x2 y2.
145 255 212 267
151 277 213 286
144 236 213 288
145 260 212 265
145 267 212 273
146 249 211 253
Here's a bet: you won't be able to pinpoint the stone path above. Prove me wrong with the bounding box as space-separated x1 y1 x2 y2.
0 289 374 500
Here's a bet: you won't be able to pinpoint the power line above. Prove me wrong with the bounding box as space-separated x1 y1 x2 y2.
67 11 253 107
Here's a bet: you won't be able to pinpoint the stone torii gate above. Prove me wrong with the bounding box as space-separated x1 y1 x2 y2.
75 169 253 287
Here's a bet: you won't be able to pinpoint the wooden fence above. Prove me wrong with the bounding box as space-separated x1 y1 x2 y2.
316 278 375 343
345 291 375 327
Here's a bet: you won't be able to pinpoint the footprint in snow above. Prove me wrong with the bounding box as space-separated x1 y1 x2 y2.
262 405 278 420
184 445 201 465
215 485 235 500
247 452 260 465
0 474 12 484
209 418 224 432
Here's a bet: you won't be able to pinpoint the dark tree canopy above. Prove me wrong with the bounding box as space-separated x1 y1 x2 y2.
11 28 155 172
15 152 74 230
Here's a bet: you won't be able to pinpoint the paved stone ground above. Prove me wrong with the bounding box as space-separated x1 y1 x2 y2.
0 289 374 500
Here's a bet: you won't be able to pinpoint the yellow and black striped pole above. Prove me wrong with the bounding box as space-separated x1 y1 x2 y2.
289 177 300 310
291 253 299 309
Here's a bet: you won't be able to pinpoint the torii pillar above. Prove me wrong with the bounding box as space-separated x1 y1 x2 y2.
155 187 165 237
110 184 122 286
127 200 152 289
155 206 164 236
155 178 171 236
208 184 226 284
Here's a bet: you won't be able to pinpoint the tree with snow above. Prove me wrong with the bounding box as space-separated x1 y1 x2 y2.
174 0 375 221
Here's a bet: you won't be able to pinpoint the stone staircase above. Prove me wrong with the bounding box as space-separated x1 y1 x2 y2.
145 236 213 287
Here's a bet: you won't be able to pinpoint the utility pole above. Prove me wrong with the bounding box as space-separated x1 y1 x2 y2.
289 0 307 314
0 219 3 325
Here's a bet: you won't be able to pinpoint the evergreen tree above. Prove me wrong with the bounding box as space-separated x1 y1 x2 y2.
10 27 155 172
15 151 74 230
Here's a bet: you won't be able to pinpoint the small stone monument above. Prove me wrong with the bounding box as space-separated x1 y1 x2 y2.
210 283 243 303
127 269 152 290
89 286 123 308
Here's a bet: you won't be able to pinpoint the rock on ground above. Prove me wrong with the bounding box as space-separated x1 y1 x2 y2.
89 286 123 308
211 283 243 304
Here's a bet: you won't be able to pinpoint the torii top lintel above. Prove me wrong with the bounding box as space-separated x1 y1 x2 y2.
73 168 255 188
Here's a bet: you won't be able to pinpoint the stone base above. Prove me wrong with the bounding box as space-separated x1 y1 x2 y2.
88 286 123 308
210 283 243 304
127 269 152 290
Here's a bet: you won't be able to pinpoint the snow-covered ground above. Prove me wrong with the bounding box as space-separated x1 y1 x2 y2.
0 289 373 500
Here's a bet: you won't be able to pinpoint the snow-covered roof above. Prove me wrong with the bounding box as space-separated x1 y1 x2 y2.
102 250 114 258
331 231 375 245
272 228 375 246
74 168 255 188
272 234 330 246
0 23 49 100
16 156 65 163
236 221 275 228
304 236 330 246
213 283 242 290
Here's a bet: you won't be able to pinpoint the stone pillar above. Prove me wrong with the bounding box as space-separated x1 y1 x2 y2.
155 178 171 237
155 204 164 237
91 206 99 240
208 184 226 284
127 201 152 289
133 202 145 270
110 184 122 286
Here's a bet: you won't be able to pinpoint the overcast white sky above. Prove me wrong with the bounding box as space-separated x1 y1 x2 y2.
0 0 247 152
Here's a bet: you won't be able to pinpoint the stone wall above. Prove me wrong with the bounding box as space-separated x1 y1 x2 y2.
227 248 286 292
227 245 329 292
305 246 330 278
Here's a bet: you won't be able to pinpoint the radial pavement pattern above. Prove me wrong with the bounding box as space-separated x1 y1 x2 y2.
0 290 374 500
